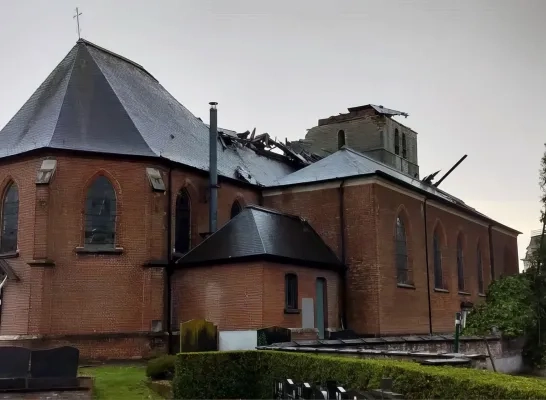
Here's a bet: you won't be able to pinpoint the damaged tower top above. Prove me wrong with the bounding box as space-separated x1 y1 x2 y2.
289 103 419 178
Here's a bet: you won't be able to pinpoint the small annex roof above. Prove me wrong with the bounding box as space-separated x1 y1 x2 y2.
272 147 520 235
0 39 294 186
176 205 342 269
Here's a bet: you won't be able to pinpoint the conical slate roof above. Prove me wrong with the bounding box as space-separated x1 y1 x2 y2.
0 40 294 186
177 205 342 268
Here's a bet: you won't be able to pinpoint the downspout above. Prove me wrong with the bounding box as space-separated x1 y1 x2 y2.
488 224 495 281
209 102 218 233
165 166 173 353
423 197 433 335
338 180 348 329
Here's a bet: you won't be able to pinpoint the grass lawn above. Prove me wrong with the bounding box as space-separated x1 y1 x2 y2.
80 364 163 399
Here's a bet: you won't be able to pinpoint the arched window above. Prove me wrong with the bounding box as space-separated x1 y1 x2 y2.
457 234 464 291
394 129 400 155
0 182 19 253
84 176 116 249
337 130 346 150
502 246 512 277
230 200 242 219
477 244 484 294
174 189 191 254
285 273 298 311
402 133 407 159
433 227 444 289
395 216 408 284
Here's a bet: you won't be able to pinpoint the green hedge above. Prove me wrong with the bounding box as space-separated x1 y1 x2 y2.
173 351 546 399
146 354 177 380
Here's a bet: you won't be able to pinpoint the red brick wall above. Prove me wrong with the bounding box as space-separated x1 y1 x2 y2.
424 201 492 333
491 228 520 277
0 334 165 361
0 157 38 335
172 261 341 331
264 178 519 337
0 154 260 342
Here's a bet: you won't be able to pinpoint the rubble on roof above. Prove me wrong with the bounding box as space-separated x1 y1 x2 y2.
216 127 323 169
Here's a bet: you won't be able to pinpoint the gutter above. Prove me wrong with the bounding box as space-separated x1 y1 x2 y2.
165 167 173 353
423 197 433 335
488 225 496 281
338 180 348 329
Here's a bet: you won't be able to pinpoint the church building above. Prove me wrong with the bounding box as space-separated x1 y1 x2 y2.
0 39 520 359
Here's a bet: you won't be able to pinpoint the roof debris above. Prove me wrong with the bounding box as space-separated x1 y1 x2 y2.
216 127 323 169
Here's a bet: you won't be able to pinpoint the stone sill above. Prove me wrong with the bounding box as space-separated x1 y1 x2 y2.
434 288 449 293
478 293 487 297
397 283 416 290
284 308 301 315
28 259 55 267
0 251 19 259
75 246 124 255
458 291 471 296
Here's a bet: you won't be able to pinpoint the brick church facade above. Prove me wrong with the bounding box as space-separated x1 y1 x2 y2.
0 40 519 359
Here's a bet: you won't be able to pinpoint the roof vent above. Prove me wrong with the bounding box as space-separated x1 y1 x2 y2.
235 166 258 185
36 159 57 185
146 167 166 192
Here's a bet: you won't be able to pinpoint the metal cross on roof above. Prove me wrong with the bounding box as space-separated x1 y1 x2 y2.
73 7 82 39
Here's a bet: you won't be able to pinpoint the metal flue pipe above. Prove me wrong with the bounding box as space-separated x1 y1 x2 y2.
209 102 218 233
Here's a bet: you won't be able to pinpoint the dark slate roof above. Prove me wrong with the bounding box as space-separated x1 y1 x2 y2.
0 39 294 186
176 205 342 268
274 147 520 234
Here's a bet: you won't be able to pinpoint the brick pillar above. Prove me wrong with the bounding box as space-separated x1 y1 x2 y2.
33 185 50 261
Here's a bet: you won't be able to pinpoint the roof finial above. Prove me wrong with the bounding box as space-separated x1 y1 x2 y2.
73 7 82 40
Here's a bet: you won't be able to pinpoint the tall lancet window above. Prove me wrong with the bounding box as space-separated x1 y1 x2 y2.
84 176 117 249
175 189 191 254
0 183 18 253
395 216 409 284
230 200 242 219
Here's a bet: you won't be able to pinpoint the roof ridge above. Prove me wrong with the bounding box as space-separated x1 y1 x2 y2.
48 45 80 148
78 39 157 81
81 44 155 157
341 146 422 182
247 205 304 221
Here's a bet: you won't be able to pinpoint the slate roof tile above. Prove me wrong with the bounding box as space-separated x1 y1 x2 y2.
176 205 342 268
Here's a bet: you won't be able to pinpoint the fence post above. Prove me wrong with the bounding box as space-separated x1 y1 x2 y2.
454 312 461 353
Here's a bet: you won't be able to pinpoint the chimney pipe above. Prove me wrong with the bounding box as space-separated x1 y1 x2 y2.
209 102 218 233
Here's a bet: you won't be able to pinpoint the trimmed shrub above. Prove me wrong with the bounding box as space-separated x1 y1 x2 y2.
173 350 546 399
146 354 176 380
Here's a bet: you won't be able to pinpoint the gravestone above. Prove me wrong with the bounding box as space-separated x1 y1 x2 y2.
257 326 291 346
301 298 314 329
179 319 218 352
0 347 30 390
297 382 313 399
28 346 79 389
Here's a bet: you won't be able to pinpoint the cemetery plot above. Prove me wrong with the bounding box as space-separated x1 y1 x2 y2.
273 377 404 399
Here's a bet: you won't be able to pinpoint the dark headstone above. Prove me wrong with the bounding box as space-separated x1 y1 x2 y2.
179 319 218 352
257 326 292 346
0 378 27 390
325 380 339 399
313 383 328 400
0 347 30 378
284 378 297 399
273 378 283 399
297 382 313 399
30 346 79 378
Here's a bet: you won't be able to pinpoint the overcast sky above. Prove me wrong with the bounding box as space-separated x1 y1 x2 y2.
1 0 544 268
